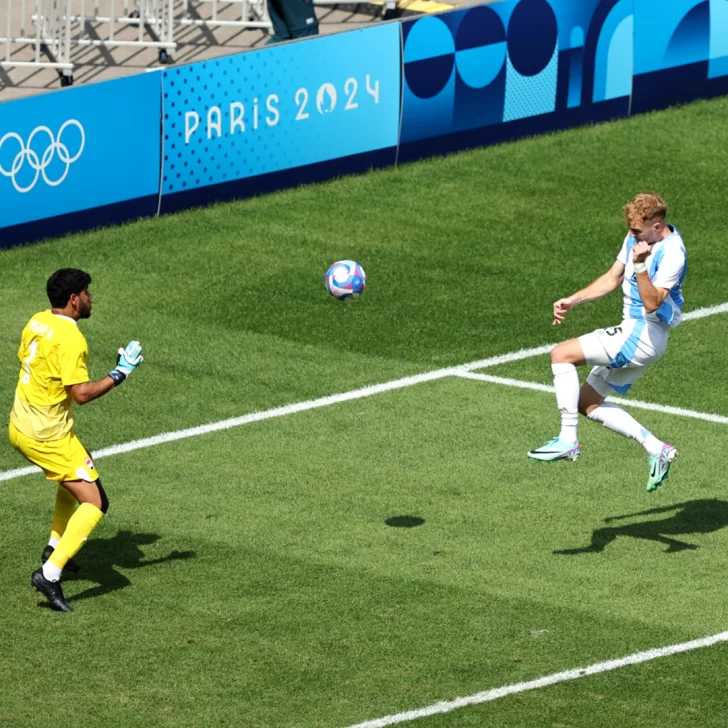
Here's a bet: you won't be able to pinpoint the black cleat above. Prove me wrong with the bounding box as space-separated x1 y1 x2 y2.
31 569 73 612
41 545 80 573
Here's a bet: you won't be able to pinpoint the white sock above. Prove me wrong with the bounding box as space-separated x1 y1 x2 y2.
552 362 579 445
642 432 664 457
48 537 60 548
587 403 663 455
42 560 62 583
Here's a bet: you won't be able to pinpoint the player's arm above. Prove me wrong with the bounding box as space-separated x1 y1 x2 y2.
632 241 670 313
69 341 144 405
70 377 116 405
634 273 669 313
552 260 625 325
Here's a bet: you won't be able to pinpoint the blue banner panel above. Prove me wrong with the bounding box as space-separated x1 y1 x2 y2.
709 0 728 78
400 0 632 146
160 24 400 199
634 0 709 75
0 74 161 235
160 149 396 216
632 0 728 113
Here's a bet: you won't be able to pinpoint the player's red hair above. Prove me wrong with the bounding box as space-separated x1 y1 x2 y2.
624 193 668 225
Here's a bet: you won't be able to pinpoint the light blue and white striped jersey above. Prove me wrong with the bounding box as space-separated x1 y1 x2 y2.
617 225 687 327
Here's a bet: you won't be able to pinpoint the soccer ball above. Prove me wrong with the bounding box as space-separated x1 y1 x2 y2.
325 260 366 299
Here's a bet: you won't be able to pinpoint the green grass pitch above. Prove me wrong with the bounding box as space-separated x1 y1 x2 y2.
1 95 727 727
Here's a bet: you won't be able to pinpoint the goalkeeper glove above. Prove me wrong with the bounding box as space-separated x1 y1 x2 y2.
108 340 143 386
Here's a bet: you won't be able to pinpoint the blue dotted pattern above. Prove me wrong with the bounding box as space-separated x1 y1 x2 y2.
503 44 558 121
161 25 400 194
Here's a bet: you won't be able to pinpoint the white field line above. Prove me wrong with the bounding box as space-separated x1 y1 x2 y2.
0 346 550 484
681 301 728 321
456 372 728 425
340 631 728 728
1 303 726 484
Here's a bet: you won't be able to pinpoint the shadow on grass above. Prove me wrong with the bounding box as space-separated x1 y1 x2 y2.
554 499 728 555
64 530 195 602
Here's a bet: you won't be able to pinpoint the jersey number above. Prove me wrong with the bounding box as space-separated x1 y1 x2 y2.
20 340 38 384
604 326 623 337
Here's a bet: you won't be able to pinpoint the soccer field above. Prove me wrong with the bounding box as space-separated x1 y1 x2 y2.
1 95 728 727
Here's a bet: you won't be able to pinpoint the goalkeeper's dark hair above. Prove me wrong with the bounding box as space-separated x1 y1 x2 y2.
46 269 92 308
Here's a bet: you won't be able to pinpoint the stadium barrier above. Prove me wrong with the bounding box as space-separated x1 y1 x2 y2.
1 0 728 248
396 0 728 162
159 23 400 214
0 72 161 239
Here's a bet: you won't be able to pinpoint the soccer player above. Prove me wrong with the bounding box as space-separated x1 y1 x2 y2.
528 193 687 491
8 269 143 612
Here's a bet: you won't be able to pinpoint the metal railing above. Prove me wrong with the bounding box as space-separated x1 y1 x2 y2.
65 0 176 66
178 0 270 33
1 0 176 86
1 0 74 82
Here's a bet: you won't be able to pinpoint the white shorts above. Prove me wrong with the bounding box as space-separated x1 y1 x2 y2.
578 319 668 397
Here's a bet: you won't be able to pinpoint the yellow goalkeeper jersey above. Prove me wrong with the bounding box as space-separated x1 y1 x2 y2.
10 311 90 442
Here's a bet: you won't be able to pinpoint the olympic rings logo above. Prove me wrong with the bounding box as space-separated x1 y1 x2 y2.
0 120 85 193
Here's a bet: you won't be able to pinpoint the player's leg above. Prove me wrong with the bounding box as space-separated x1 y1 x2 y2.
585 369 677 490
26 433 107 611
528 338 585 461
579 378 670 460
43 477 107 581
31 477 108 612
551 338 587 444
8 425 91 611
8 426 78 558
49 484 77 544
577 379 605 415
42 484 81 573
8 425 71 610
582 320 676 491
42 442 101 571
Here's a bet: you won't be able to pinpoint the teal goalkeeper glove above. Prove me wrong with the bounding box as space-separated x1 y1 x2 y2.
108 340 143 386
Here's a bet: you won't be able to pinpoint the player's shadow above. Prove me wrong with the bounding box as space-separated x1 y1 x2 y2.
64 530 195 602
553 499 728 555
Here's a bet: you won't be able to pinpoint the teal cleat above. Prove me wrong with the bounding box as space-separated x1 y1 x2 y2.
647 444 678 492
528 437 580 462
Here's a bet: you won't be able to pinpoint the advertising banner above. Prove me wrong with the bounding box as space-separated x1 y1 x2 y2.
632 0 728 113
399 0 633 153
0 73 161 238
160 23 400 200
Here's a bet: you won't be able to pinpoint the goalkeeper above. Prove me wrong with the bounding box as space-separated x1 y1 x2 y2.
8 269 143 612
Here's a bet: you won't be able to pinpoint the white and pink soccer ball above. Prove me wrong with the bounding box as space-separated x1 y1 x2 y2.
325 260 366 300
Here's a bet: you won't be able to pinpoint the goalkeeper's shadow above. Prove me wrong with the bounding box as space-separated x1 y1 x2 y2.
63 529 196 603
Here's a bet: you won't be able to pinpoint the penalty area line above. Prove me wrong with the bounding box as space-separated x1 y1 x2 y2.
340 630 728 728
456 372 728 426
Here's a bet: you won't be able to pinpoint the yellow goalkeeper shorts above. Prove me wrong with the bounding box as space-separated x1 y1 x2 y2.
8 422 99 483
